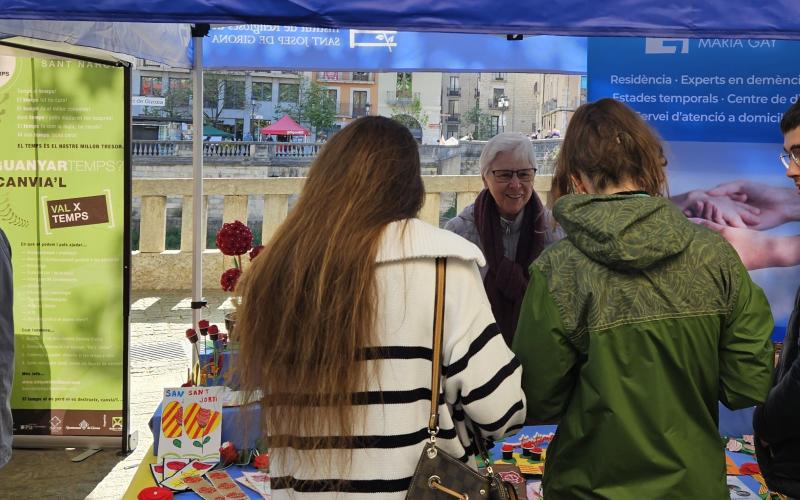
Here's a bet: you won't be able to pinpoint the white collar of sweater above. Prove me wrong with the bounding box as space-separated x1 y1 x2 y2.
376 218 486 266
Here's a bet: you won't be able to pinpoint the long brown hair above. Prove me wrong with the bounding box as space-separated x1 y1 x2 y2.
234 116 424 471
552 98 668 201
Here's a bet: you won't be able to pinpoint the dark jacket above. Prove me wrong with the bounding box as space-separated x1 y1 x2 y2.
0 228 13 468
753 286 800 497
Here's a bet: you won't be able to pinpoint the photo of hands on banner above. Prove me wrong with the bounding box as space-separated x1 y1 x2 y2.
665 141 800 326
673 180 798 271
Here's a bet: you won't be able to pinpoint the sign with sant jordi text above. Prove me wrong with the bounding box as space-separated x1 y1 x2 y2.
157 386 224 462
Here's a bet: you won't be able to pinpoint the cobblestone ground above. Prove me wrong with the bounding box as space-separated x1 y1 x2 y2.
0 290 234 499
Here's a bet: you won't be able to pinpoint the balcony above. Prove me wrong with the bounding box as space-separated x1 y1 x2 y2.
352 107 369 118
445 113 460 123
317 71 374 83
385 90 420 105
493 73 506 81
447 88 461 97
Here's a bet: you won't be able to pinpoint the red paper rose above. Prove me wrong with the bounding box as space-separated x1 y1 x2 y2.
252 453 269 471
219 442 238 464
185 328 199 343
249 245 264 261
197 408 211 428
220 268 243 292
216 221 253 257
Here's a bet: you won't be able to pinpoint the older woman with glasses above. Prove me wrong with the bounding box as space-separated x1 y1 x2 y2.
445 132 560 345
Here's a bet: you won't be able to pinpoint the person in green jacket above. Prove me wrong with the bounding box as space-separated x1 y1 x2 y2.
512 98 775 499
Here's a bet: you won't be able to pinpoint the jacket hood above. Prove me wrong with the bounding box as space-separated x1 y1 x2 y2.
376 218 486 266
553 194 692 271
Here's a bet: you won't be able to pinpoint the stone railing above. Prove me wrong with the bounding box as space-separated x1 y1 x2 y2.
132 141 323 161
132 175 553 290
132 139 563 173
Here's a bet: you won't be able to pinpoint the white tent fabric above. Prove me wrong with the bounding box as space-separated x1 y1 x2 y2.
0 21 192 68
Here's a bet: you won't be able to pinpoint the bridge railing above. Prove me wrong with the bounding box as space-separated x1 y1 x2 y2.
132 175 553 290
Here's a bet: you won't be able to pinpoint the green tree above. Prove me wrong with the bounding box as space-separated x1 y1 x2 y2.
162 86 192 119
201 72 246 127
390 95 428 128
275 78 336 135
463 103 495 140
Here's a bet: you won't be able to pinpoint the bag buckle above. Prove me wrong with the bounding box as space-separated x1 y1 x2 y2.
427 425 440 448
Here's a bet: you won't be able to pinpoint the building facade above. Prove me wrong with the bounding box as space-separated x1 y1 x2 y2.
440 72 586 139
132 61 309 140
311 71 378 135
376 72 443 145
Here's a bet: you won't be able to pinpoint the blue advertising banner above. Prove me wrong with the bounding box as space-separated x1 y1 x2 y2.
588 37 800 340
204 25 587 73
589 36 800 436
588 37 800 143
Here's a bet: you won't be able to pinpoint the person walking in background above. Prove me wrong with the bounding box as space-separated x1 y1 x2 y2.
233 116 526 499
0 228 13 469
445 132 560 345
753 99 800 499
513 98 774 499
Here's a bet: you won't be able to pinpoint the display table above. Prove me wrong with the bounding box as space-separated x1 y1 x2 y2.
144 403 772 500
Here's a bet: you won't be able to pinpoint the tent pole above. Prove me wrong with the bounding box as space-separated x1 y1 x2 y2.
191 25 210 367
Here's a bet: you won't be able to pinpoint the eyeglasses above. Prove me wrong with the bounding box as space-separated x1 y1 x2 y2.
780 147 800 169
490 168 536 183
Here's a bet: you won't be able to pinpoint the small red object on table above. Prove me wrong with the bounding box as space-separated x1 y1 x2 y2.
137 486 173 500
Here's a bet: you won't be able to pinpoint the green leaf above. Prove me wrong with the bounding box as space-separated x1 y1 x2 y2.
193 440 202 448
173 439 182 448
203 436 211 444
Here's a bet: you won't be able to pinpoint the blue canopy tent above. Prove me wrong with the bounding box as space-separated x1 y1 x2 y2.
1 0 797 448
2 1 800 39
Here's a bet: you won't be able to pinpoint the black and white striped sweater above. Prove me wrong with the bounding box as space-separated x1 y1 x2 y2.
270 219 527 499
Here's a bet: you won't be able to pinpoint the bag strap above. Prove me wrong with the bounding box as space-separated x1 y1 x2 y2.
428 257 447 433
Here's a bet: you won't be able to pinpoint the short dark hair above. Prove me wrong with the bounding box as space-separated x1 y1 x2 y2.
780 100 800 135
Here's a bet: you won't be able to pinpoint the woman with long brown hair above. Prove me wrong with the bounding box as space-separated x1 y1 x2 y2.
235 116 525 498
513 98 774 498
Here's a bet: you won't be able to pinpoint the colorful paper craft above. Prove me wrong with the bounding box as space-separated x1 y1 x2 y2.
493 452 544 476
205 470 249 499
526 480 543 500
184 402 222 439
727 475 758 499
237 471 271 499
725 455 739 475
161 401 184 438
150 463 165 483
185 476 225 500
157 386 224 462
160 460 216 491
162 458 191 480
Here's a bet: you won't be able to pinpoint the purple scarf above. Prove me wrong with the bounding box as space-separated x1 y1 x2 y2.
474 189 546 345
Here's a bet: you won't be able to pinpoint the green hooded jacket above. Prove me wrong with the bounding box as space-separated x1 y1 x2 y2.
512 194 774 499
